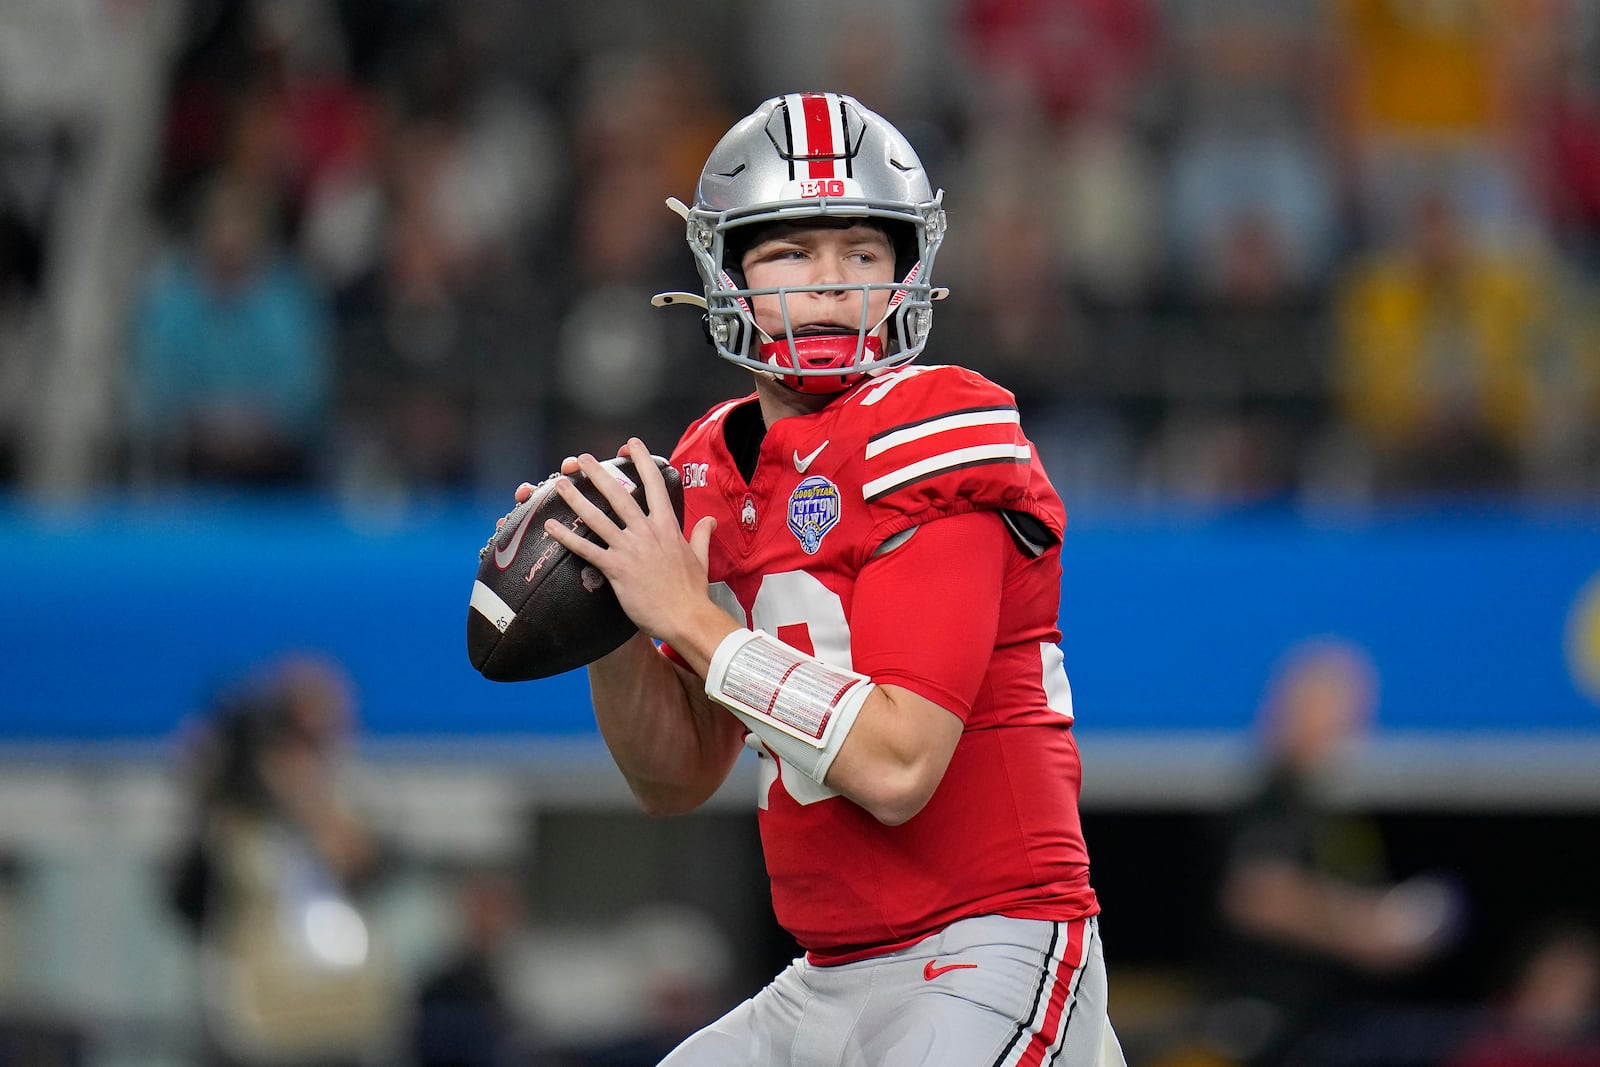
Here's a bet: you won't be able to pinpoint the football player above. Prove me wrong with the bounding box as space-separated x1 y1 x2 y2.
531 92 1124 1066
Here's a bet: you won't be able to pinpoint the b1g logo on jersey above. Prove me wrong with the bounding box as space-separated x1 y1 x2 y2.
681 462 709 489
787 476 841 554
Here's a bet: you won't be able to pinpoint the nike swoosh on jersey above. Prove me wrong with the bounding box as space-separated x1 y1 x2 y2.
493 503 539 570
923 959 979 981
793 440 829 473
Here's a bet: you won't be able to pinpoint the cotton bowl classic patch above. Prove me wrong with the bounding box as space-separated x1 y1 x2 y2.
788 476 841 554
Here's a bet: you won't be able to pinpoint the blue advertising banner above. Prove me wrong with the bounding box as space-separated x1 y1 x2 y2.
3 500 1597 743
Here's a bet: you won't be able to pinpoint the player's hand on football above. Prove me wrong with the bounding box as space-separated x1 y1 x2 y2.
499 451 587 529
504 450 613 515
545 438 723 648
502 454 583 520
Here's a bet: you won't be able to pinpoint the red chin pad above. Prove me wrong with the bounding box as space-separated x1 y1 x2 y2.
759 334 884 395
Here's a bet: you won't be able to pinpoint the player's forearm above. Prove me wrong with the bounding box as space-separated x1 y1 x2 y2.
587 632 745 815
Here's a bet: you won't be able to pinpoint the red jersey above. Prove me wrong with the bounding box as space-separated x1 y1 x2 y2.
667 364 1099 963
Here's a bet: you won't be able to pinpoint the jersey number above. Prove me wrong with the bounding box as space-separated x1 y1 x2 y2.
709 571 848 807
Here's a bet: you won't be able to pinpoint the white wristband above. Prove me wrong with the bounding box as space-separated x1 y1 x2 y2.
704 628 873 785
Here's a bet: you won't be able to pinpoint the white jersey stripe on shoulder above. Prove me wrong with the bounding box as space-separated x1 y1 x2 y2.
858 365 934 405
862 443 1031 501
864 406 1021 459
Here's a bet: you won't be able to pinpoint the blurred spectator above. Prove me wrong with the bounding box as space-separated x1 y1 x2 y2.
155 1 376 239
1328 181 1571 497
935 137 1152 503
953 0 1159 127
948 0 1164 308
354 4 557 287
1205 638 1463 1066
1141 1 1340 507
1329 0 1539 251
127 172 333 487
0 0 99 487
323 7 560 502
550 47 735 461
412 867 532 1067
940 140 1092 405
743 0 954 125
1145 0 1344 508
0 131 65 484
937 0 1164 499
167 653 402 1067
330 134 543 501
1163 0 1340 304
1518 3 1600 277
1447 919 1600 1067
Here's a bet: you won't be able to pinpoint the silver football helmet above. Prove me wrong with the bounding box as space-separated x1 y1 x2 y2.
654 92 947 394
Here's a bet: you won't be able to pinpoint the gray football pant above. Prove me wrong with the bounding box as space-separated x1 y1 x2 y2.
660 914 1126 1066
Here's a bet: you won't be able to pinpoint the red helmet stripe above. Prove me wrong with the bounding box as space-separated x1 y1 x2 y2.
787 92 843 180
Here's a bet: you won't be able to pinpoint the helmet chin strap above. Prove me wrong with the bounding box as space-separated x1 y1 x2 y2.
756 334 885 395
758 332 884 368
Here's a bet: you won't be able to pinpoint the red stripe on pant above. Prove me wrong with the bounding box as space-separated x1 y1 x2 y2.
1018 918 1086 1067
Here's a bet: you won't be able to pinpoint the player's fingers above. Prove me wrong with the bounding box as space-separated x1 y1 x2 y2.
688 515 717 570
543 513 604 565
581 449 651 526
554 460 628 543
558 456 580 476
623 438 675 525
497 483 538 530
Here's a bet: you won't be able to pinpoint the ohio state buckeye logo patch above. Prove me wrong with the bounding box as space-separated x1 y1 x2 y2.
787 476 841 554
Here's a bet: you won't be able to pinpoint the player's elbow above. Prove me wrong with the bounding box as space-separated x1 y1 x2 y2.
627 778 714 818
832 742 954 825
833 686 961 825
637 796 698 818
866 796 928 827
847 766 941 826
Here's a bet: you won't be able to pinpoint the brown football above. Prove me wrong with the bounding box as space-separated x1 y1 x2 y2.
467 456 684 682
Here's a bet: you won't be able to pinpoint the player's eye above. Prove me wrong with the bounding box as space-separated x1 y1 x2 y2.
754 245 806 264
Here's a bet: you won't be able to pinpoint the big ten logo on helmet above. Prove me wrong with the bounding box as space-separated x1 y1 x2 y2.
788 476 841 554
682 462 709 489
798 179 847 198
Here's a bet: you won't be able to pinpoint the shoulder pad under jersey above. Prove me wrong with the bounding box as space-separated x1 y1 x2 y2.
843 366 1065 544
